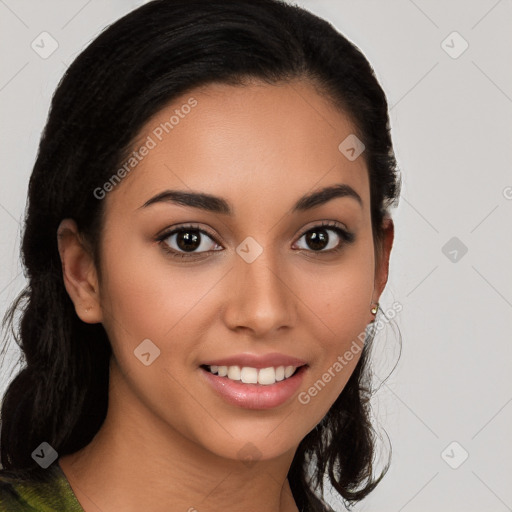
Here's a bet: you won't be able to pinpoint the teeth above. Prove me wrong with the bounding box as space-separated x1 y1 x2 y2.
241 367 258 384
206 365 299 385
257 367 275 385
227 366 241 380
284 366 295 378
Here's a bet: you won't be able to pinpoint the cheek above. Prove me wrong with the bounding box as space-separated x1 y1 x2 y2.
301 247 375 339
293 247 374 421
98 231 207 350
302 267 371 379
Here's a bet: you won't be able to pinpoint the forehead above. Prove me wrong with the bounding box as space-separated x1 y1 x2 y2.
107 80 369 215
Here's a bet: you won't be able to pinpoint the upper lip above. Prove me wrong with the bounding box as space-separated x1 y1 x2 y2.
201 352 308 369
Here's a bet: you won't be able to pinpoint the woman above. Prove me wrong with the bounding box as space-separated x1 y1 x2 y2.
0 0 401 510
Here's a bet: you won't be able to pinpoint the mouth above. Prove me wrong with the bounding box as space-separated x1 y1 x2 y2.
200 363 304 386
199 363 309 410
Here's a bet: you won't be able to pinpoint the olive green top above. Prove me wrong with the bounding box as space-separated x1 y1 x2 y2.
0 461 84 511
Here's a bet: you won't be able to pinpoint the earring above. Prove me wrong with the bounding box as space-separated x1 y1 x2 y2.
370 303 379 315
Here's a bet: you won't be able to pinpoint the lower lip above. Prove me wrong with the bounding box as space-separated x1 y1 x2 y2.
199 365 308 410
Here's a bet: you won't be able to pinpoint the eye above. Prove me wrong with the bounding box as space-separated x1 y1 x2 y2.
156 221 355 260
293 221 355 254
156 224 221 259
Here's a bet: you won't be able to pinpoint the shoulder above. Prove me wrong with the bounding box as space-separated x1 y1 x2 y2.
0 463 84 512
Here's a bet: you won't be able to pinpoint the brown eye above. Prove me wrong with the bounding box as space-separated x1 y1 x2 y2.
303 229 330 251
173 230 201 252
157 225 221 258
294 222 354 253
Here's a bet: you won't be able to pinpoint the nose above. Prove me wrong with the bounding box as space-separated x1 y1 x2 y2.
222 247 297 337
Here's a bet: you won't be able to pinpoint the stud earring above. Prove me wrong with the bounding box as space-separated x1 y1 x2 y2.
370 303 379 315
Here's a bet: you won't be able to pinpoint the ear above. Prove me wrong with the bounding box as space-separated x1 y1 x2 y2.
370 216 394 319
57 218 103 324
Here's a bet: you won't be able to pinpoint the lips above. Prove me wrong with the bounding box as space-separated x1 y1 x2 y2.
199 364 308 409
200 352 307 369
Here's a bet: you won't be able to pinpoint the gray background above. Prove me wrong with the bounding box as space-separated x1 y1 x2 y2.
1 1 511 511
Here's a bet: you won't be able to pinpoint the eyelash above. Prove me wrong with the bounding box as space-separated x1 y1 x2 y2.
155 221 355 260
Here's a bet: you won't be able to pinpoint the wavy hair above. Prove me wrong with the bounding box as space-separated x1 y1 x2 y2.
0 0 401 510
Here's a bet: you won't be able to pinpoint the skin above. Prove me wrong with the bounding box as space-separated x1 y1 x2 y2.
57 79 394 512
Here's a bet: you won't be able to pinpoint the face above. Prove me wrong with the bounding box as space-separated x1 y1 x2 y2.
64 80 391 464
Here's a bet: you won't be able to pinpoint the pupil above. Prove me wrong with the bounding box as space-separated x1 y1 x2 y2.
175 228 329 253
307 229 328 250
177 230 200 252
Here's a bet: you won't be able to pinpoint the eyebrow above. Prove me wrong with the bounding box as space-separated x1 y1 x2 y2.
140 183 363 214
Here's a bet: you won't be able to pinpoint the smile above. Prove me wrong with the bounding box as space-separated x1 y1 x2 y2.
202 364 300 385
199 364 308 410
